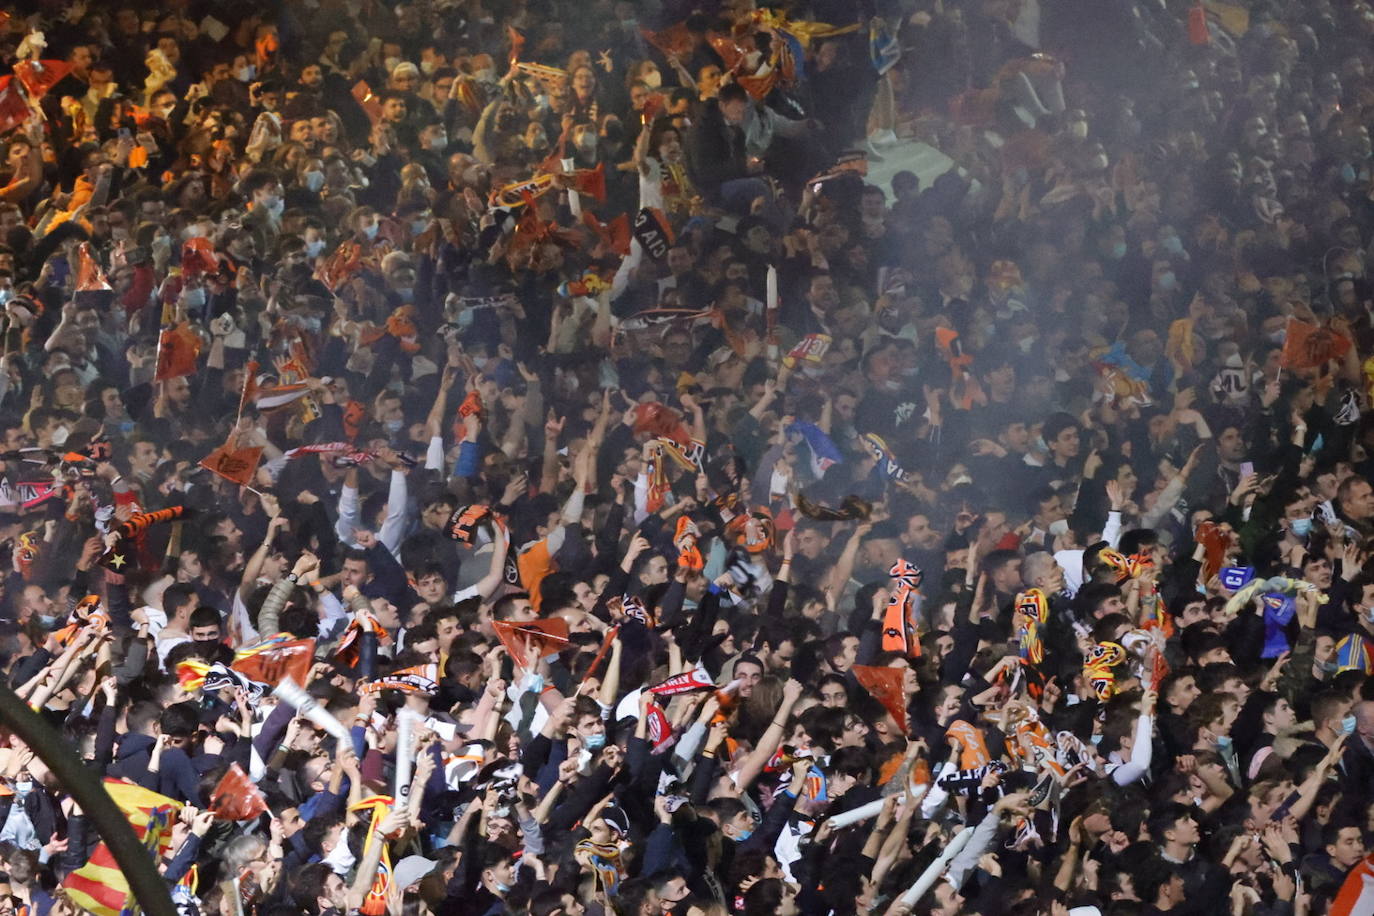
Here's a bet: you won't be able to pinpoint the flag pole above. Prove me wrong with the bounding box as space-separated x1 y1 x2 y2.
0 682 177 916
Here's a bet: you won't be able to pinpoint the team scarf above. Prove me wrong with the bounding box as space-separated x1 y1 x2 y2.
102 505 193 570
618 595 653 627
882 560 923 655
724 509 776 554
644 697 675 754
336 613 392 667
359 663 439 696
645 437 705 514
673 516 703 571
1083 641 1128 700
862 433 908 482
350 796 396 915
52 594 108 646
1013 589 1049 667
650 663 714 696
575 839 624 896
174 661 266 702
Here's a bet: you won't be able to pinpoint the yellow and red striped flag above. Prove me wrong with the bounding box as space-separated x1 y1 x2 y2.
63 780 180 916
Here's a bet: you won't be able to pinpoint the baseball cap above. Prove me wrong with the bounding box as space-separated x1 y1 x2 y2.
392 855 437 891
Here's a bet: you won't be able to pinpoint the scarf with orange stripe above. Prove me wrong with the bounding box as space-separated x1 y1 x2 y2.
881 560 923 655
336 613 392 667
52 594 108 646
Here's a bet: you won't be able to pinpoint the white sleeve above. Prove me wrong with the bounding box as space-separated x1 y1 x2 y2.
425 436 445 471
335 484 360 545
1110 714 1154 786
633 471 650 524
1102 509 1123 548
945 813 1002 889
378 470 410 555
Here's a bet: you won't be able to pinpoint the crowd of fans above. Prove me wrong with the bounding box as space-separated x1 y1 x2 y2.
1 0 1374 914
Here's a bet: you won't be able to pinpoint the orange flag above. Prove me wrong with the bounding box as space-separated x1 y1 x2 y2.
199 440 263 486
76 242 111 292
946 719 992 769
155 322 203 381
582 212 631 256
852 665 908 732
208 763 268 821
567 163 607 203
1281 318 1351 369
352 80 382 124
642 23 694 58
1187 4 1210 45
492 619 570 662
231 636 316 686
507 25 526 65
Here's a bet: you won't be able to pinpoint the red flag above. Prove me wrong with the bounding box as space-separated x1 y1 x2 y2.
492 619 570 662
231 637 316 686
199 441 263 486
76 243 111 292
1187 4 1210 45
208 763 268 821
155 322 203 381
852 665 908 732
631 402 692 446
1280 318 1351 369
0 77 28 135
13 60 71 100
567 163 607 203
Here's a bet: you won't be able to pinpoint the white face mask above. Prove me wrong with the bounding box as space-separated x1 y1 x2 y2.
420 59 438 76
1069 121 1088 140
1048 518 1069 536
237 64 256 83
1091 153 1110 170
643 70 662 90
50 425 70 446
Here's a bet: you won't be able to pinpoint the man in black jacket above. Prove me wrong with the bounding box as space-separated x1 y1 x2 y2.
686 84 762 214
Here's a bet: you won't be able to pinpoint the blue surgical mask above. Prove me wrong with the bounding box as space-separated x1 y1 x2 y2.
1290 517 1313 537
493 881 511 894
732 826 753 842
584 733 606 750
383 418 403 435
1216 735 1232 749
1342 163 1358 183
410 219 430 236
305 239 326 257
1110 241 1127 260
363 222 380 240
1162 236 1184 255
1158 271 1177 291
395 287 414 300
1344 715 1358 734
303 170 325 192
1090 733 1104 746
237 64 256 83
37 614 56 628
